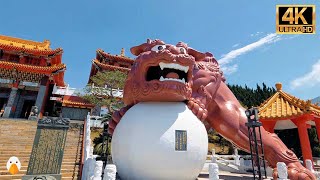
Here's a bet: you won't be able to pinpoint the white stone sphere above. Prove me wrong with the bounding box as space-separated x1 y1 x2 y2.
111 102 208 180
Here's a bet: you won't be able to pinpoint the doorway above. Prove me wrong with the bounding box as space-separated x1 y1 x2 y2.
20 100 35 118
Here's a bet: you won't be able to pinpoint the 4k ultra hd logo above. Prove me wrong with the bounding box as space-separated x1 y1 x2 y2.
276 5 316 34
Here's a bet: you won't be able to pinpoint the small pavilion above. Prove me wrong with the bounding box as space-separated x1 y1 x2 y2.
258 83 320 165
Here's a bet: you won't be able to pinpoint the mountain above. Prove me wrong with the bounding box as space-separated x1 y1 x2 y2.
312 96 320 104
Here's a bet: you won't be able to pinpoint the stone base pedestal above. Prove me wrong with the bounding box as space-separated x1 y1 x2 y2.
22 174 61 180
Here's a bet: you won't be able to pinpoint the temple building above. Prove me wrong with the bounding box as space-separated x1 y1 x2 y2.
87 48 134 116
88 48 134 83
259 83 320 165
0 35 66 118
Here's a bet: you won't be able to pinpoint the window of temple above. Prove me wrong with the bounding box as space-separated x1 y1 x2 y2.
25 57 31 64
9 54 19 63
32 58 40 66
0 50 3 59
120 64 128 68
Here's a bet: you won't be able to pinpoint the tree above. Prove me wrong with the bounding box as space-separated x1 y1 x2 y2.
81 70 128 156
82 70 127 115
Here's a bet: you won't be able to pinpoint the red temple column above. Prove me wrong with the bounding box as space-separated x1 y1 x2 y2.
315 118 320 143
19 55 25 64
261 120 277 133
293 119 313 166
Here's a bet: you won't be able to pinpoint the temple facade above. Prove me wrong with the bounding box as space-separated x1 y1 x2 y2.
0 35 66 118
88 48 134 83
87 48 134 116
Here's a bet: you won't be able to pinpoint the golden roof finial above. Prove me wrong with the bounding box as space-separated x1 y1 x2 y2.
302 99 311 111
120 48 125 57
275 82 282 91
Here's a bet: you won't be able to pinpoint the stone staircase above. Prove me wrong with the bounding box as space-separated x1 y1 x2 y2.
0 119 84 180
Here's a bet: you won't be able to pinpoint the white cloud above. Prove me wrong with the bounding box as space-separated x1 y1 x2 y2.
218 33 282 66
290 60 320 89
250 31 264 37
221 64 238 75
232 43 240 48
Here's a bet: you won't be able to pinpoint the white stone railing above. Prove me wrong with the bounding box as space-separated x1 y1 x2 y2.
210 149 274 177
52 84 76 95
81 113 118 180
89 116 105 128
82 113 96 180
210 149 243 167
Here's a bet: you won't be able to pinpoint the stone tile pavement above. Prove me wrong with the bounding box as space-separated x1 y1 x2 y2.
197 171 273 180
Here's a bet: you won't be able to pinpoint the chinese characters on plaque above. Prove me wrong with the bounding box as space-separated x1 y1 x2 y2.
175 130 187 151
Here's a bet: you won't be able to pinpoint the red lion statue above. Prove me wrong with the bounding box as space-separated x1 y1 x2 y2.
108 39 316 180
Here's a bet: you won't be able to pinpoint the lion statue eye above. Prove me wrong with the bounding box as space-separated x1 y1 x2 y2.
179 47 187 54
151 45 166 52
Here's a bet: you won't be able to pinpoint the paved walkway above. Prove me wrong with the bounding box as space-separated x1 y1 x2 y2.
198 171 272 180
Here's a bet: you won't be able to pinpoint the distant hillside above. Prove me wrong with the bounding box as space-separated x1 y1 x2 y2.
312 96 320 104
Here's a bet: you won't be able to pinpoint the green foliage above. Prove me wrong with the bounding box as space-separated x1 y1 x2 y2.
309 127 320 157
227 83 276 107
81 70 127 113
98 112 113 123
93 132 111 155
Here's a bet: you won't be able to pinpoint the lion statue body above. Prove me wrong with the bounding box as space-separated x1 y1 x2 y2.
109 39 316 180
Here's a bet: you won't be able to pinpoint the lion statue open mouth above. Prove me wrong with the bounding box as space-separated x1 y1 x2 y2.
124 39 195 103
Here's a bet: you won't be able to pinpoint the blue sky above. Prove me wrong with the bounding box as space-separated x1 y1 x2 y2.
0 0 319 99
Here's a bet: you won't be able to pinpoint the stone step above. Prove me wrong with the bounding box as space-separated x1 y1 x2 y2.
0 155 81 160
0 174 25 179
0 175 76 180
0 167 80 175
0 155 81 159
0 147 81 151
0 164 80 171
0 144 82 147
0 152 81 157
0 150 81 155
0 172 79 179
0 157 81 164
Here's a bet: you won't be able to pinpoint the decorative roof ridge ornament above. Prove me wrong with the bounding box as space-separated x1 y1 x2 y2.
120 48 125 57
304 100 312 111
275 82 282 91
